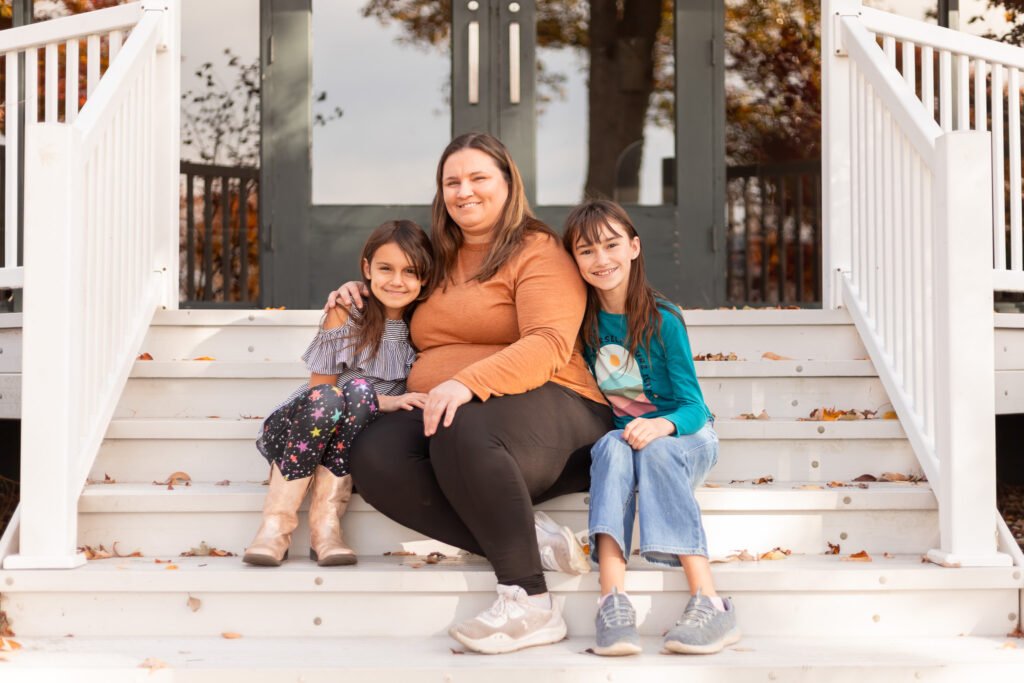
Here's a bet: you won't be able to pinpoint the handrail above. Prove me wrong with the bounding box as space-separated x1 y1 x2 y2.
0 2 141 52
2 0 179 570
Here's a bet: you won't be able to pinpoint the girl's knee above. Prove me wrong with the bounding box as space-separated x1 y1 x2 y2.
591 430 635 470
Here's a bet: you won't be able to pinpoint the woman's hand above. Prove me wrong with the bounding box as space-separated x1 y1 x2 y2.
324 281 369 312
623 417 675 450
423 380 474 436
378 392 428 413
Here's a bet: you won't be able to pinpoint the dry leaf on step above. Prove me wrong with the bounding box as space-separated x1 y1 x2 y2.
0 638 22 651
853 474 878 482
139 657 168 670
187 596 201 612
879 472 910 482
450 648 465 655
826 481 851 488
800 407 846 421
735 409 770 421
761 351 793 361
86 473 117 485
1000 641 1019 650
759 547 791 561
882 411 898 419
215 480 231 486
713 549 756 563
883 552 895 559
0 612 14 637
193 356 216 361
154 471 192 487
794 484 823 490
165 564 179 570
136 352 154 361
693 352 740 361
181 542 235 557
1008 626 1024 639
78 544 114 560
425 552 447 564
730 475 773 485
383 550 416 556
827 542 841 555
112 542 142 558
221 632 242 639
843 550 872 562
704 482 722 488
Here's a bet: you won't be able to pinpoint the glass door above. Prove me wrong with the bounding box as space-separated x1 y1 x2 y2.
261 0 725 307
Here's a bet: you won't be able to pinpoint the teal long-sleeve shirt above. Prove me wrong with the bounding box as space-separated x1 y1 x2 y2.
582 304 712 436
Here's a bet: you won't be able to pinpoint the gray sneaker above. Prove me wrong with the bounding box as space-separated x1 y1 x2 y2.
663 590 741 654
593 588 642 656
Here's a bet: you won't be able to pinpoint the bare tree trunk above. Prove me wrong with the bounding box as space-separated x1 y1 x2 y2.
584 0 662 201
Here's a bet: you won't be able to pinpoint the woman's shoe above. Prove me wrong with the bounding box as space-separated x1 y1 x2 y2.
242 464 312 566
534 511 591 575
308 465 358 566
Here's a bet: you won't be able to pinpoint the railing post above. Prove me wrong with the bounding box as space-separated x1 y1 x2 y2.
822 0 860 310
145 0 180 310
3 124 86 569
926 131 1011 568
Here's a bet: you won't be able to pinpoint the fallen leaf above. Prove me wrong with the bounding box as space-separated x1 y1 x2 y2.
87 473 117 485
165 564 179 570
425 552 447 564
882 411 898 420
761 351 794 361
827 481 851 488
759 547 791 561
239 414 264 420
0 611 15 637
827 542 841 555
880 472 910 482
1008 626 1024 639
215 480 231 486
112 542 142 558
264 306 287 310
843 550 872 562
693 352 740 361
181 542 235 558
704 482 722 488
408 562 425 569
154 471 192 487
78 544 114 560
187 596 201 612
383 550 416 556
450 648 465 655
1000 641 1018 650
221 632 242 639
137 352 154 361
883 552 895 559
853 474 878 482
139 657 168 670
713 549 756 563
795 484 823 490
193 356 216 361
735 409 770 421
154 558 173 564
0 638 22 651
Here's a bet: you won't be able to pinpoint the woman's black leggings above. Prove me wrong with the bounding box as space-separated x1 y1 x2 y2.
349 382 612 595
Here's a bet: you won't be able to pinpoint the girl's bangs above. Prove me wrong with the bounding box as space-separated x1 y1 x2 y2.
571 211 628 248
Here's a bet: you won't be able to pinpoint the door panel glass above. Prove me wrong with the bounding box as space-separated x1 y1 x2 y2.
311 0 451 205
534 1 675 206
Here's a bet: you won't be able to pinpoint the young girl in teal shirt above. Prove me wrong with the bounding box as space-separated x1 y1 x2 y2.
563 199 740 657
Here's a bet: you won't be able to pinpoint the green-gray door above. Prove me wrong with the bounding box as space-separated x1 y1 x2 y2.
260 0 725 308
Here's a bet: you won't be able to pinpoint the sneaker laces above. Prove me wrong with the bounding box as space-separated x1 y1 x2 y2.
482 591 517 620
677 591 716 628
598 594 635 629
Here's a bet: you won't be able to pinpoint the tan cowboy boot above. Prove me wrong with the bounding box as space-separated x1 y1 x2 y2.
308 465 358 566
243 463 312 566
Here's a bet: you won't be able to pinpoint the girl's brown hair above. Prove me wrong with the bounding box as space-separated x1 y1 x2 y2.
561 199 684 360
351 219 433 361
431 132 554 287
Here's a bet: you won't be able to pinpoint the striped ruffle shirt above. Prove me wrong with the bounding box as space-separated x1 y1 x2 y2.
267 309 416 419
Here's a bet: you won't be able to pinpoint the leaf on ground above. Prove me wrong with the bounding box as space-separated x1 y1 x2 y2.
154 558 173 564
794 484 823 490
407 562 425 569
1008 626 1024 639
800 407 847 422
0 611 14 637
154 471 192 487
383 550 416 556
215 479 231 486
165 564 179 570
193 356 216 361
0 638 22 651
264 306 287 310
759 547 791 561
87 473 117 485
181 541 235 558
880 472 910 482
261 479 270 486
239 415 264 420
843 550 872 562
761 351 793 361
425 552 447 564
853 474 878 482
693 352 740 361
883 552 895 559
827 542 841 555
450 647 465 655
187 596 201 612
136 352 154 361
735 409 770 421
221 632 242 639
882 411 898 420
827 481 852 488
112 542 142 558
139 657 168 670
713 549 756 563
704 482 722 488
1000 641 1019 650
78 544 114 560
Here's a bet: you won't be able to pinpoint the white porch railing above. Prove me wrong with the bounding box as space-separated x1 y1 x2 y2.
1 1 179 569
0 2 144 291
824 0 1011 567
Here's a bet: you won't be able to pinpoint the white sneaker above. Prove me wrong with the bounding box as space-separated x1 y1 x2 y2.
449 584 567 654
535 511 591 575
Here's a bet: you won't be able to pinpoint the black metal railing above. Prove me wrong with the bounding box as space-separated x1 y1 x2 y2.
180 161 260 308
726 159 822 306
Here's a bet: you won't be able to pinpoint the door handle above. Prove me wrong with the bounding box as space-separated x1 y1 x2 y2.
509 21 520 104
468 21 479 104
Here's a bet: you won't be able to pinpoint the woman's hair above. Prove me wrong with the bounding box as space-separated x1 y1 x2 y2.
351 219 433 361
430 132 554 287
562 199 684 360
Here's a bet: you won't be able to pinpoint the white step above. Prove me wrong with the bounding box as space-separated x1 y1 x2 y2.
2 635 1024 683
0 554 1019 638
74 482 939 558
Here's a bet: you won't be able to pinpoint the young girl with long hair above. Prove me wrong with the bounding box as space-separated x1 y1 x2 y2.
243 220 433 567
562 199 740 656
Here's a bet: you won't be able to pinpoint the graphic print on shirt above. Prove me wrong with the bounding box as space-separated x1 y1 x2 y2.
594 342 658 420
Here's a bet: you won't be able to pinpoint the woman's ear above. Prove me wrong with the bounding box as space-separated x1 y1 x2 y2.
362 258 371 280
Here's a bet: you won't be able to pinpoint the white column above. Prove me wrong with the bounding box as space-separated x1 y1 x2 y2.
821 0 861 310
3 124 86 569
927 131 1011 568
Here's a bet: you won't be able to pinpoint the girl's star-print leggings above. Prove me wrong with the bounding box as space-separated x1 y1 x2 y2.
256 378 379 480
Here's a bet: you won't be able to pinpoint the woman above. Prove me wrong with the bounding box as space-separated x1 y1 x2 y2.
328 133 611 654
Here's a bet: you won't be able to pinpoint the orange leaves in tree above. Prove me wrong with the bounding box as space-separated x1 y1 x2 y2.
842 550 873 562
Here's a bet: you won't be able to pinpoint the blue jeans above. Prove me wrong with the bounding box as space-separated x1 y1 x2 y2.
588 421 718 567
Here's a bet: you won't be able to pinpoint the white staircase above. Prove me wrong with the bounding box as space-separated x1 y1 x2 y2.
2 309 1022 680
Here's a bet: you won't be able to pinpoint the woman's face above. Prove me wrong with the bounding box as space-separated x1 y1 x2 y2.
441 148 510 239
